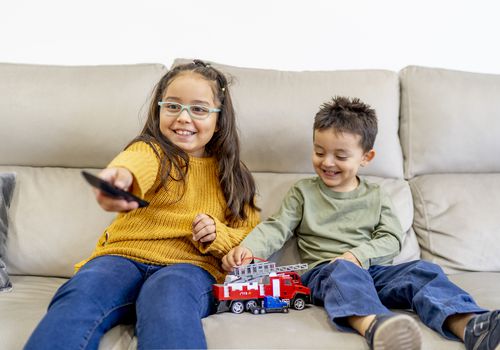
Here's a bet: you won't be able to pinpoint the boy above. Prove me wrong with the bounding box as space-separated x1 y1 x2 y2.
222 96 500 350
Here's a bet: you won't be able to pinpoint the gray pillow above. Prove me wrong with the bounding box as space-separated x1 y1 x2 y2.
0 173 15 292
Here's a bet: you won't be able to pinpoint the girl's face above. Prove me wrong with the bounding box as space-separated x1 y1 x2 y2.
159 72 219 158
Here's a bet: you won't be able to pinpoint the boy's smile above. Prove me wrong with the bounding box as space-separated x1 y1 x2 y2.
312 128 375 192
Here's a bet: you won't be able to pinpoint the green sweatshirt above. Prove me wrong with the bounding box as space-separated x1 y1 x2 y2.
241 177 403 269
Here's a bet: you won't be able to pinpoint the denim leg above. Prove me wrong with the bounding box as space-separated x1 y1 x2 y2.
370 260 487 340
24 256 143 350
135 263 216 350
302 260 390 331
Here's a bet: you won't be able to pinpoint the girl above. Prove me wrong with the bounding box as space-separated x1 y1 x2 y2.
25 60 260 350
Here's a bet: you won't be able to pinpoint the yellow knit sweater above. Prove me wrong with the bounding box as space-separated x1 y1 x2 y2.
76 141 260 282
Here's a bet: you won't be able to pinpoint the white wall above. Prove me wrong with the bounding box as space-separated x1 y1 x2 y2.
1 0 500 74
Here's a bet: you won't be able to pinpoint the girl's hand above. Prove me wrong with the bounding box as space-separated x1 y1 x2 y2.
94 167 139 212
330 251 362 267
192 213 216 243
221 246 253 272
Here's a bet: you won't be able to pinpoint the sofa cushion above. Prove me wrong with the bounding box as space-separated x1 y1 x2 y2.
410 174 500 273
3 273 498 350
174 59 404 179
0 63 167 168
0 166 115 277
0 172 15 292
0 275 67 350
400 66 500 178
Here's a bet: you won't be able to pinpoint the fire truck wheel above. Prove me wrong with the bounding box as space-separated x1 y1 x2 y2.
245 300 258 311
230 301 245 314
292 297 306 310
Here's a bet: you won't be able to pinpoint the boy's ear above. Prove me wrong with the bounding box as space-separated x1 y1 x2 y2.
361 149 376 167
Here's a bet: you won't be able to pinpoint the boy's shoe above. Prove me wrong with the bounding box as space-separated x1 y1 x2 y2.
365 314 422 350
464 310 500 350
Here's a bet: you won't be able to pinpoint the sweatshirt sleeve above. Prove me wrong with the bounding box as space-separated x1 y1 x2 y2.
240 184 305 260
348 189 403 268
107 141 160 198
194 204 260 258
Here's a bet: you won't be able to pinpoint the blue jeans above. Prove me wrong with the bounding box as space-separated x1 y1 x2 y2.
301 259 486 340
25 256 216 350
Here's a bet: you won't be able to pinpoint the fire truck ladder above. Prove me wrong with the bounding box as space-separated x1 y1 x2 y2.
232 262 308 282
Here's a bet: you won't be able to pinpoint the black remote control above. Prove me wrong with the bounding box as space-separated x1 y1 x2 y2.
81 170 149 208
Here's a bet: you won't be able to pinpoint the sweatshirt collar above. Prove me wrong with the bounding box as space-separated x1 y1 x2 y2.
317 176 366 199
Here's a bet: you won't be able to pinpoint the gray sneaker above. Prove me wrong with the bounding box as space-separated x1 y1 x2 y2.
464 310 500 350
365 314 422 350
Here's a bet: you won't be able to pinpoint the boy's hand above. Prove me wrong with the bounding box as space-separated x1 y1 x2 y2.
94 167 139 212
221 246 253 272
192 214 216 243
330 251 362 267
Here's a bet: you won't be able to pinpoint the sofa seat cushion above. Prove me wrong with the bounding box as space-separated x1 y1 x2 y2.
410 174 500 273
3 272 498 349
0 275 67 350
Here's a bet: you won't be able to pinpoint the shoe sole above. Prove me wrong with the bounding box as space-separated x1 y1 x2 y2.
372 314 422 350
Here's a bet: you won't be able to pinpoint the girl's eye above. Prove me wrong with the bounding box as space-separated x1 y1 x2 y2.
190 105 209 115
166 103 181 111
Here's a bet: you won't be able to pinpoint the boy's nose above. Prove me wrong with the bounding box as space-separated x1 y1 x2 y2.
322 156 336 167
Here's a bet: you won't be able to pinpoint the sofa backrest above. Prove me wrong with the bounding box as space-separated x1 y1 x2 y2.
173 59 404 179
0 63 167 277
399 66 500 273
1 60 415 278
173 59 418 266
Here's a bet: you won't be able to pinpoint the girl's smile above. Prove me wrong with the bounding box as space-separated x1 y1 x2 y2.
172 128 197 136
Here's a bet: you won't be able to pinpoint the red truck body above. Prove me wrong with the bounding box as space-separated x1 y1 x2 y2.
213 271 311 314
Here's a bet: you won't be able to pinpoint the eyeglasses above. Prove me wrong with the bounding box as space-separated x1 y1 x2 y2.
158 101 221 120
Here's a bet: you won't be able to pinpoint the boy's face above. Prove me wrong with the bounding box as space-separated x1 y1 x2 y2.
312 128 375 192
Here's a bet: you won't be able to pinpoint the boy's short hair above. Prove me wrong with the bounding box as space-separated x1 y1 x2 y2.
314 96 378 152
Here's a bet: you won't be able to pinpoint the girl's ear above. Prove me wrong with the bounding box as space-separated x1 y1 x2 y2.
361 149 376 167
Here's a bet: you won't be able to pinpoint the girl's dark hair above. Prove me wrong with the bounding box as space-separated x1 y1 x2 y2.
128 60 258 222
314 96 378 152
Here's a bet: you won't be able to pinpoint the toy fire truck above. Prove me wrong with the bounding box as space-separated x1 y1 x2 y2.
213 261 311 314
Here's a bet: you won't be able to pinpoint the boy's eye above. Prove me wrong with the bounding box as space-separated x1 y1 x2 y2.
336 156 348 161
315 152 324 157
190 105 209 115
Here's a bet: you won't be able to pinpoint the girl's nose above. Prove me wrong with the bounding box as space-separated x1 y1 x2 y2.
176 109 192 122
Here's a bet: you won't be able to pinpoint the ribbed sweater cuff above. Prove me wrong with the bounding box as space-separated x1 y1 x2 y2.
195 216 233 258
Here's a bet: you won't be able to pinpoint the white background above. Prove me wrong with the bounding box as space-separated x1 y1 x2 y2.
1 0 500 73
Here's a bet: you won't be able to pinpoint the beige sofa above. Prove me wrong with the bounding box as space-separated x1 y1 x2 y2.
1 60 499 350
